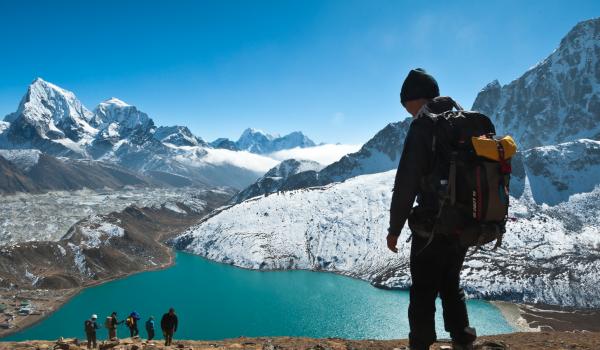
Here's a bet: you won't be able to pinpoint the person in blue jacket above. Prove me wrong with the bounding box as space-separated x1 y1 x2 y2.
145 316 155 341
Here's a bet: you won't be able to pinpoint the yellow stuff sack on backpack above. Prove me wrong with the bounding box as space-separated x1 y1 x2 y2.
471 135 517 161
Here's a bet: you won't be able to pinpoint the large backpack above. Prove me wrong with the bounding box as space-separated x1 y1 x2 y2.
104 316 113 329
408 98 517 250
84 319 94 333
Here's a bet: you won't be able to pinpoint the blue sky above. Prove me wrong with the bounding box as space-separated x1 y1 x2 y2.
0 1 598 144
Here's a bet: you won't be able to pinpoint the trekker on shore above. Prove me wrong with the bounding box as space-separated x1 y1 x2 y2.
160 308 178 346
387 68 477 350
105 311 123 340
145 316 155 341
84 314 99 349
126 311 141 337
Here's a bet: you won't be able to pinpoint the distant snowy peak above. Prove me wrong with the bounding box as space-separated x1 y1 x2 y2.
231 158 323 203
234 128 316 154
209 138 239 151
472 17 600 150
93 97 154 138
154 125 206 147
102 97 130 108
271 131 316 151
236 128 276 153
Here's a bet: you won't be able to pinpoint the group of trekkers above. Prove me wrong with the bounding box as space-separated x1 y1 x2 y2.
83 308 178 348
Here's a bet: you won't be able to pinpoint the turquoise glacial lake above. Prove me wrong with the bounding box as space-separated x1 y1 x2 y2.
5 253 513 341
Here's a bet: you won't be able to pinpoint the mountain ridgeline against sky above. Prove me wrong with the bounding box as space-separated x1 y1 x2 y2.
210 128 316 154
233 18 600 205
232 119 412 203
0 79 325 191
472 17 600 149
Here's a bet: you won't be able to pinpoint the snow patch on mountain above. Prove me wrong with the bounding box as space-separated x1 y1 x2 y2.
0 149 42 171
513 139 600 205
0 121 9 134
154 125 205 147
74 216 125 249
231 159 323 203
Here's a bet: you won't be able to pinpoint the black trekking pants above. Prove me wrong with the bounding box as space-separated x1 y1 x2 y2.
164 329 174 346
129 325 139 337
408 234 474 349
86 331 97 349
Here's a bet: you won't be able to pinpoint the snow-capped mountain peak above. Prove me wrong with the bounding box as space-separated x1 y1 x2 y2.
241 127 277 139
472 17 600 150
0 78 97 156
153 125 206 147
234 128 316 154
93 98 152 130
18 78 94 124
236 128 276 153
101 97 130 108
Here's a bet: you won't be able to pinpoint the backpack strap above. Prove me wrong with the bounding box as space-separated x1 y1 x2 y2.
448 151 457 206
451 99 464 111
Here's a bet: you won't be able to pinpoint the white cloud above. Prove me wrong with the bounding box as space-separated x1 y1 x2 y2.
201 148 279 173
268 144 362 166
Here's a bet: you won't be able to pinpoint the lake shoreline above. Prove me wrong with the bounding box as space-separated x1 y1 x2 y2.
0 250 176 340
4 250 599 340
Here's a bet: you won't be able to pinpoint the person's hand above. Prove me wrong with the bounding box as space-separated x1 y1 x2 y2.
386 233 399 253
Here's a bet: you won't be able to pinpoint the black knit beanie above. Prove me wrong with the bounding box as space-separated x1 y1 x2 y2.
400 68 440 106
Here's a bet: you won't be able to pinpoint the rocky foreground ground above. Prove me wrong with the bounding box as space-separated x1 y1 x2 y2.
1 332 600 350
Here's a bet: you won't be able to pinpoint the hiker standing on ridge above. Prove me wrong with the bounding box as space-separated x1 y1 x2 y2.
161 307 178 346
105 311 124 340
387 68 478 350
84 314 99 349
146 316 156 341
126 311 141 337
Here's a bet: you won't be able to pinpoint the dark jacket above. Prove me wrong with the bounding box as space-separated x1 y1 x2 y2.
161 313 178 332
388 97 456 236
146 319 155 332
109 315 122 329
84 319 99 334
